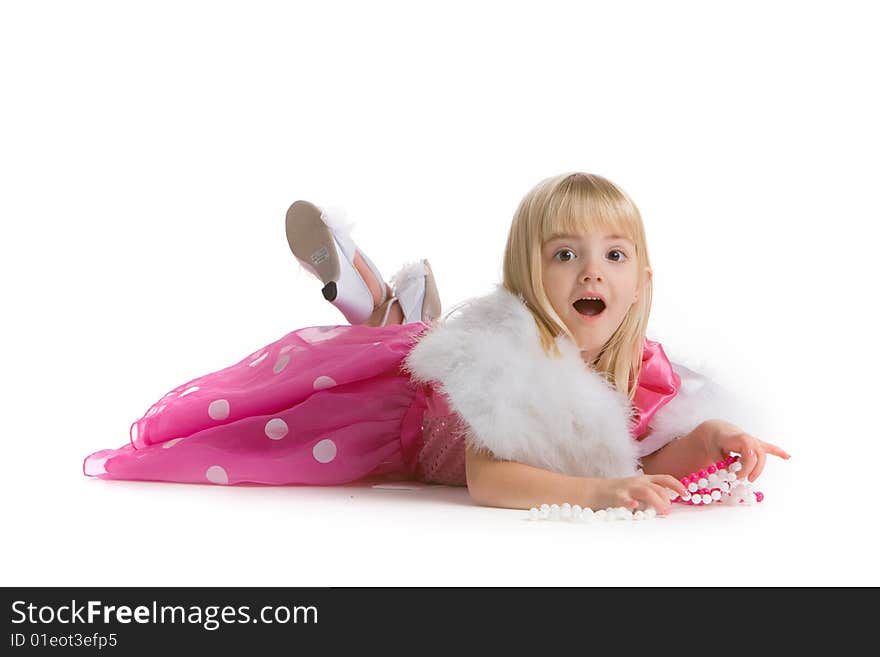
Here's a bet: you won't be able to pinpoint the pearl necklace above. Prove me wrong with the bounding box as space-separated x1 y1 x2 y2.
527 454 764 522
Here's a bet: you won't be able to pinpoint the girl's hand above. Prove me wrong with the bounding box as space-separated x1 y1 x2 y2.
597 475 688 516
691 419 791 483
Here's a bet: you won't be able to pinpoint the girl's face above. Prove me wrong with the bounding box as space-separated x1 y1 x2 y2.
541 228 650 363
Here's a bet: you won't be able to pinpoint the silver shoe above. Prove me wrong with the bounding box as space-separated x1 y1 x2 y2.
286 200 389 324
380 259 442 325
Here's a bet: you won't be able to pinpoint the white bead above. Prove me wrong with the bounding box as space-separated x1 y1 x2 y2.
698 478 708 488
529 508 540 520
711 490 722 501
682 492 691 501
633 510 645 520
688 482 698 493
717 468 728 478
645 507 657 518
594 509 607 520
702 494 712 504
540 504 550 514
550 505 560 520
561 503 572 519
691 495 702 505
730 462 742 473
707 474 720 486
539 506 550 519
580 508 595 522
572 505 583 518
720 482 730 493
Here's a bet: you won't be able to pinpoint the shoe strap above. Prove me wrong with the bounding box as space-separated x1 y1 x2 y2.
379 297 399 327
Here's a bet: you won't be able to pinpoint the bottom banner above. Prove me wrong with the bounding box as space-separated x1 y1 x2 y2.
0 587 868 651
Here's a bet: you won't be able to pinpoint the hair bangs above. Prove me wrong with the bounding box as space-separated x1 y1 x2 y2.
540 175 641 255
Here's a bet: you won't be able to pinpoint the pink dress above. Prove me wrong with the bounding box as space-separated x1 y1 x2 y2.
82 323 680 487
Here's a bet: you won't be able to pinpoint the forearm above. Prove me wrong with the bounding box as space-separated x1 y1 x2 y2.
639 426 711 480
466 447 605 510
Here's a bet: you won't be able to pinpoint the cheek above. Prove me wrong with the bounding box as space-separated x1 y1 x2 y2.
542 270 565 309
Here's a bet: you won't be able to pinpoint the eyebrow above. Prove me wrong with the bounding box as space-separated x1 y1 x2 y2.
545 233 634 244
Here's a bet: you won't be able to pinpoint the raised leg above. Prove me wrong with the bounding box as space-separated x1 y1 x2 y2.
352 252 386 309
365 284 404 326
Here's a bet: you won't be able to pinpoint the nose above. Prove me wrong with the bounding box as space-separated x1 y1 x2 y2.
579 257 604 282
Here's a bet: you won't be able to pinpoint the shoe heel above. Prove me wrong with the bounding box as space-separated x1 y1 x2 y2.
321 281 337 302
421 259 442 322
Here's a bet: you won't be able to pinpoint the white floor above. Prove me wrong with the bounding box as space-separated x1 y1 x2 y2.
2 445 875 586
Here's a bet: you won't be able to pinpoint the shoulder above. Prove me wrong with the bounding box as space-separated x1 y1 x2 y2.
403 285 542 383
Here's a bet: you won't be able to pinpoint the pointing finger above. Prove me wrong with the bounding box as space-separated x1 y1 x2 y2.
761 441 791 460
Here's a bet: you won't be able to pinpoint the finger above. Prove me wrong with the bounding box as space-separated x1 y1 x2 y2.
760 440 791 460
652 474 688 498
749 447 767 482
613 490 640 511
639 485 672 516
719 432 752 456
736 441 759 480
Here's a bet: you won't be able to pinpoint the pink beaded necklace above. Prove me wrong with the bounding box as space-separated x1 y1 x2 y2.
674 454 764 506
527 453 764 522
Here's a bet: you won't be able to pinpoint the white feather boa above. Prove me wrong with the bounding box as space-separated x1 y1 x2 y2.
403 285 762 476
403 285 641 478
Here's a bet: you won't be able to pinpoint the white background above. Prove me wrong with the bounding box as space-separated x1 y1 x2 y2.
2 0 877 586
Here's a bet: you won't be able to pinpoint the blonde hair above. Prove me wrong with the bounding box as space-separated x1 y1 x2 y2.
502 172 652 400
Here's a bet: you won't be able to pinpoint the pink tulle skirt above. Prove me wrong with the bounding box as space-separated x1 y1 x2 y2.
83 322 432 486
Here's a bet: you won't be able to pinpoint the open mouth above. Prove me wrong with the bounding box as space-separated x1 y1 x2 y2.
573 298 606 317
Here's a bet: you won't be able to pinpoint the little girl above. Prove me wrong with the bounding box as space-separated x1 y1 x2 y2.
83 172 789 514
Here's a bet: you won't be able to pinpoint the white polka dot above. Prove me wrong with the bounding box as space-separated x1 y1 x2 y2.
249 352 268 367
180 386 200 397
130 423 139 442
84 455 109 476
313 375 337 390
312 439 337 463
208 399 230 420
265 418 289 440
162 438 185 449
273 354 291 374
146 404 166 418
280 345 294 354
206 465 228 485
